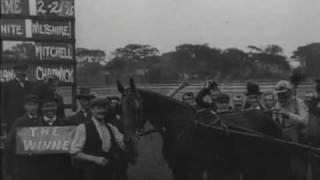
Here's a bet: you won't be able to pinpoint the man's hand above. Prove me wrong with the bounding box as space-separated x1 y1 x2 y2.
204 80 212 88
95 157 108 166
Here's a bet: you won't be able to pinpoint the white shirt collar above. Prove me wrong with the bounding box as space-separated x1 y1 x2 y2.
27 114 37 119
92 117 107 126
44 116 57 125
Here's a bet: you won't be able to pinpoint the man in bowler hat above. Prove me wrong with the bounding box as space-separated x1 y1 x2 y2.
244 82 266 110
68 88 96 125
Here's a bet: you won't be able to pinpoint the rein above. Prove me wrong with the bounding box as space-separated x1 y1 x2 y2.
137 129 160 137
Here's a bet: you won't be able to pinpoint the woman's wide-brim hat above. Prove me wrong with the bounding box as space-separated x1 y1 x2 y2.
246 82 262 95
76 88 96 99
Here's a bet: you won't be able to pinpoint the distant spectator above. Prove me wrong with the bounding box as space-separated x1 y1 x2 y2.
106 96 122 129
216 93 232 112
263 93 276 111
309 79 320 117
196 80 221 111
232 95 243 111
69 88 96 125
304 91 316 110
244 82 265 111
109 96 121 116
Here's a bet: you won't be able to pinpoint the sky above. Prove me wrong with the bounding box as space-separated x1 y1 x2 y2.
75 0 320 58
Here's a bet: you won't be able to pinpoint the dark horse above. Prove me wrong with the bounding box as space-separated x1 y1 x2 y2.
118 79 294 180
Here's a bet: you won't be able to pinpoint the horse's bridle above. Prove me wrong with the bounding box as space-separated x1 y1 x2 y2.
124 91 147 139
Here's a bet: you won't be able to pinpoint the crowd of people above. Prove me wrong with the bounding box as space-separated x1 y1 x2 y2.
1 62 320 180
174 79 320 142
1 63 128 180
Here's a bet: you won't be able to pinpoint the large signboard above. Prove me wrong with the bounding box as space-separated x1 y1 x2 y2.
32 20 73 39
2 41 74 61
0 0 76 113
1 0 29 15
1 64 75 83
0 68 15 81
0 19 26 38
16 126 76 154
35 42 73 60
35 65 74 83
1 19 73 39
36 0 74 17
1 0 74 17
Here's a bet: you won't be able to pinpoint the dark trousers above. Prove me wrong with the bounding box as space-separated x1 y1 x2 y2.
82 163 117 180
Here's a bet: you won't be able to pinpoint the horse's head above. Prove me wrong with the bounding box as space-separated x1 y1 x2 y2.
117 78 145 141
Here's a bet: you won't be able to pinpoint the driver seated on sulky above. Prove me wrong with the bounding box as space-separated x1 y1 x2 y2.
196 80 221 112
272 80 309 141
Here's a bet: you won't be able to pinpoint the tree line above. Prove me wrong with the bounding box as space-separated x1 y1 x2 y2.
3 42 319 85
102 43 320 84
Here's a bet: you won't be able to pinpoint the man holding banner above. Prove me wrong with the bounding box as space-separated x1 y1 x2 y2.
5 95 74 180
70 98 127 180
4 94 42 180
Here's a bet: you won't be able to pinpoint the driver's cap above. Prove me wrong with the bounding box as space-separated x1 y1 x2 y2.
274 80 292 94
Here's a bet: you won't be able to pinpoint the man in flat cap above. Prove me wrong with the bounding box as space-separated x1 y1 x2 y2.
69 88 96 125
2 63 34 132
36 97 72 180
272 80 309 141
70 98 126 180
35 75 65 119
4 94 41 180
